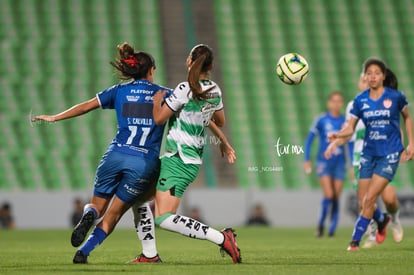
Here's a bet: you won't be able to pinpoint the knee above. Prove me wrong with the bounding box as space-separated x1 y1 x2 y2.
363 196 377 210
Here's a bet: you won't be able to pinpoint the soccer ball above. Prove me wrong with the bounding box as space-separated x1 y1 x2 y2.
276 53 309 85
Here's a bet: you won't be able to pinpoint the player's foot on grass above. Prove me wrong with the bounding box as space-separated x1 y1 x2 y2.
390 220 403 243
376 213 390 244
128 254 162 263
347 240 360 251
71 211 95 247
73 250 88 264
315 226 324 238
220 228 241 264
362 238 377 248
363 220 377 248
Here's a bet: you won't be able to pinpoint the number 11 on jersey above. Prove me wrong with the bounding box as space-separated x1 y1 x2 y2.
126 126 150 146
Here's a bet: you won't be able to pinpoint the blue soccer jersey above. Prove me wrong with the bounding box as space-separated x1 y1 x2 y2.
97 79 172 160
305 113 346 163
350 87 408 156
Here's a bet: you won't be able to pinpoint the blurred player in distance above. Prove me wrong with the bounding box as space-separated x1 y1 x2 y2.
33 42 170 264
346 70 404 249
325 58 414 251
150 44 241 264
304 92 346 237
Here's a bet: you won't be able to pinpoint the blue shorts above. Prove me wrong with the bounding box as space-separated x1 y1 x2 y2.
94 150 160 204
359 152 401 182
316 160 346 180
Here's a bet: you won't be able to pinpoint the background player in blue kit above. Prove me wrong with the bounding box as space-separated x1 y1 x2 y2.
304 92 346 237
325 58 414 251
32 42 172 263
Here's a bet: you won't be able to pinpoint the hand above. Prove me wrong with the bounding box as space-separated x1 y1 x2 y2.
153 90 168 106
304 161 312 174
327 132 337 143
31 115 55 123
405 144 414 161
220 141 236 164
324 142 337 159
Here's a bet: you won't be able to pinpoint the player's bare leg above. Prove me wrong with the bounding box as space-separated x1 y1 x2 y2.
382 185 403 243
71 196 111 247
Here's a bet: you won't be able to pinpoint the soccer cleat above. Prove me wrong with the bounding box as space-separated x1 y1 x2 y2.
71 211 95 247
376 214 390 244
363 220 377 248
220 228 241 264
73 250 88 264
315 225 324 238
128 254 162 263
347 240 360 251
362 238 377 248
390 220 403 243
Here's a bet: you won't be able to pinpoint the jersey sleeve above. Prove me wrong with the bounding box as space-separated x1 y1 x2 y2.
165 82 189 112
345 101 354 121
350 98 361 118
309 116 321 135
97 85 118 109
216 98 224 111
215 87 224 111
398 91 409 111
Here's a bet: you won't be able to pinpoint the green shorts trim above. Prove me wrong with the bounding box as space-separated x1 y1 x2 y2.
156 156 200 198
353 165 396 189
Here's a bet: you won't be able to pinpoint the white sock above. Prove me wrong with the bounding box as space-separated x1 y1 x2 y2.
368 220 376 241
133 201 157 258
160 214 224 245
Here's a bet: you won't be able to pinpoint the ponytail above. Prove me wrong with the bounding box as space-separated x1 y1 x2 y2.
110 42 156 80
384 68 398 90
187 44 214 100
188 54 207 99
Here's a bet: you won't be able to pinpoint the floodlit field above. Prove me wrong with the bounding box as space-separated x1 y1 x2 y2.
0 227 413 274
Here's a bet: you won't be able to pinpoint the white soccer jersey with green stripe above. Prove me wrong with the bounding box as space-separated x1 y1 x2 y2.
346 100 366 166
163 80 223 164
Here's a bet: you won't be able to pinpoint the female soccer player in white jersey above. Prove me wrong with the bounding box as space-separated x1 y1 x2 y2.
325 58 414 251
304 92 346 237
150 44 241 263
33 42 172 263
346 70 404 248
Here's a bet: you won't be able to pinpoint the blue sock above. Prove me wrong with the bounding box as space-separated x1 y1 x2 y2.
372 208 384 223
318 198 332 227
329 199 339 235
79 227 107 256
84 207 98 219
351 215 371 242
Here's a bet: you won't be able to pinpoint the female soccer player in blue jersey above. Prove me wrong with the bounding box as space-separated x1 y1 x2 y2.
304 92 346 237
346 70 404 249
33 42 171 263
151 44 241 264
325 58 414 251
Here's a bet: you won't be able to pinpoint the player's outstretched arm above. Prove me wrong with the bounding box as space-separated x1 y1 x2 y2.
324 117 358 159
208 121 236 164
32 97 100 123
402 108 414 160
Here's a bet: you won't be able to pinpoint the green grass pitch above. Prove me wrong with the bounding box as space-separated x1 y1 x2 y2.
0 227 413 274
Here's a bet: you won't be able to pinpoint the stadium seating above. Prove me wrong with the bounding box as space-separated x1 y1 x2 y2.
1 0 413 190
0 0 166 190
